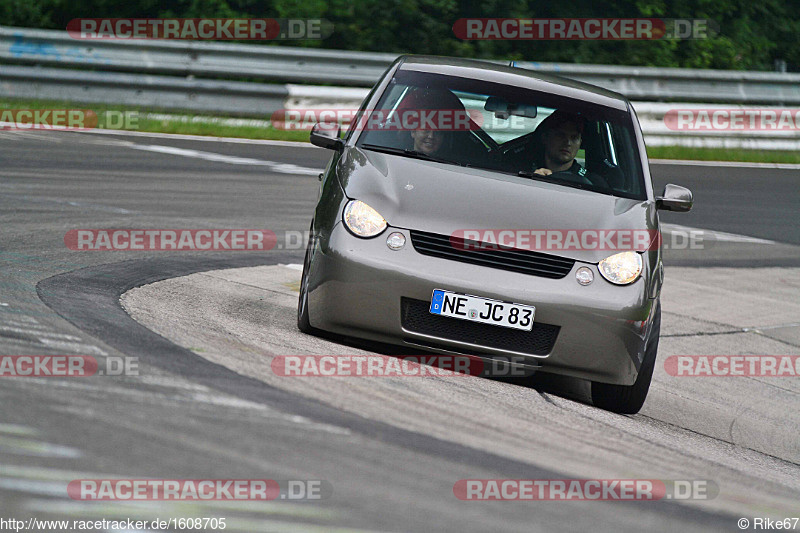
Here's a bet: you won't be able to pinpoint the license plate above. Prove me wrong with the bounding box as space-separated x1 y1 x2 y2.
429 289 535 331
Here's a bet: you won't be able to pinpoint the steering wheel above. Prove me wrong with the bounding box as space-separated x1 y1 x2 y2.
550 170 594 187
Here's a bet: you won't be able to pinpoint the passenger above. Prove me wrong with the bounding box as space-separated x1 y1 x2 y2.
410 128 444 155
394 87 467 157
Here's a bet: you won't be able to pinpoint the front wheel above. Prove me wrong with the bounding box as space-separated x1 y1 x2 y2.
591 303 661 414
297 222 319 334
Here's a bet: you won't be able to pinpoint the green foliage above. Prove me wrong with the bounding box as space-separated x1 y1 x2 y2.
4 0 799 71
0 0 53 27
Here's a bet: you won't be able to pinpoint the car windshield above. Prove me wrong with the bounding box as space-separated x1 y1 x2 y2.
354 69 646 200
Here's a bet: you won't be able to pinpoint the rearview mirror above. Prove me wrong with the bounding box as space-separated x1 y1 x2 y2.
484 97 537 120
656 184 693 212
310 123 344 151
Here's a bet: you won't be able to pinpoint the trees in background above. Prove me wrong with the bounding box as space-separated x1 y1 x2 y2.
2 0 797 71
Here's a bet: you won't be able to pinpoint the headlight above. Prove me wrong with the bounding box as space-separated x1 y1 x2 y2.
343 200 387 238
598 251 642 285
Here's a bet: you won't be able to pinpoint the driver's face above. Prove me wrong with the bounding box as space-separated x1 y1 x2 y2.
410 129 443 155
543 122 582 166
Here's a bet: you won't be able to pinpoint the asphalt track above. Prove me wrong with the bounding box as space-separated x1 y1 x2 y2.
0 129 798 532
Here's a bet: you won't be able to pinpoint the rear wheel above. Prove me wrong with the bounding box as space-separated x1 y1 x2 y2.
297 222 319 334
591 303 661 414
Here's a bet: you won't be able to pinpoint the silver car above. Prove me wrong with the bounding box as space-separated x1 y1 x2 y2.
298 56 692 413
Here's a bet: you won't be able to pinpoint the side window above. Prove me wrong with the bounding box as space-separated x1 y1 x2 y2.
346 83 411 144
345 83 383 141
609 123 643 196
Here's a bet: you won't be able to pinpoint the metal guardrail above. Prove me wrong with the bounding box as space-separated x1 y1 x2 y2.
513 62 800 105
2 25 799 149
0 26 393 86
1 65 288 115
3 67 799 151
632 103 800 151
3 25 800 103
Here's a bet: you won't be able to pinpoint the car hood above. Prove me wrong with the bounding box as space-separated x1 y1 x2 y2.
337 146 657 263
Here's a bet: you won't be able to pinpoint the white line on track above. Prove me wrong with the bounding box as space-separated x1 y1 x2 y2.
36 338 108 355
0 129 65 143
0 312 109 355
74 128 319 147
129 144 321 175
0 325 83 341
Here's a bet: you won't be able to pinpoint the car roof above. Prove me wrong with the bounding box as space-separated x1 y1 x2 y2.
396 55 630 112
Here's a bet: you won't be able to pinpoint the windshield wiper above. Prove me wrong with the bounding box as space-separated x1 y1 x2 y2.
359 144 462 166
518 170 585 190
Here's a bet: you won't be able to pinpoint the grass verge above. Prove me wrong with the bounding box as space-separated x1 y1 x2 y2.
647 146 800 164
2 98 799 163
0 98 308 142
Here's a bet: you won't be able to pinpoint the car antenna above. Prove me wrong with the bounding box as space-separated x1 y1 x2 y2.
508 60 517 68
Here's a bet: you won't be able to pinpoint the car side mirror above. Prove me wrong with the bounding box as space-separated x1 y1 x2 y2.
310 123 344 151
656 183 693 212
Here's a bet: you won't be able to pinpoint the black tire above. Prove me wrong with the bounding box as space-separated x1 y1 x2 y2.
297 222 319 334
591 303 661 414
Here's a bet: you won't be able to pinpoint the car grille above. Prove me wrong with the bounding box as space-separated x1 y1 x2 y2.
409 230 575 279
401 298 559 356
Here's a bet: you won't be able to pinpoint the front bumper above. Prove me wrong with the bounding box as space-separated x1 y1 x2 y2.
307 222 657 385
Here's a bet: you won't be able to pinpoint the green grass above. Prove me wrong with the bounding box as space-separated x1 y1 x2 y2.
646 146 800 164
2 97 798 163
0 98 309 142
134 116 309 141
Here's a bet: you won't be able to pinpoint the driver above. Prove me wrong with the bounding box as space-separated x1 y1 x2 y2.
532 111 592 180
